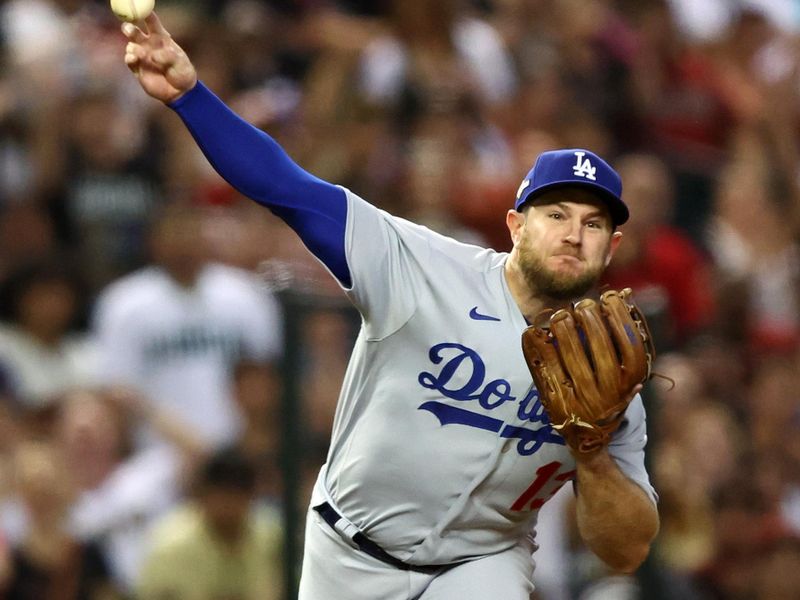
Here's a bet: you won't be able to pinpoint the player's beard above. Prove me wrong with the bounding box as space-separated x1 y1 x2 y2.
517 237 606 301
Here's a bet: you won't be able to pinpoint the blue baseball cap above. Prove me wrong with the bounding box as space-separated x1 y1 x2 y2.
514 149 628 226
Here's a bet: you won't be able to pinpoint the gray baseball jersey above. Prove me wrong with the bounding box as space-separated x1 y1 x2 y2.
309 190 655 567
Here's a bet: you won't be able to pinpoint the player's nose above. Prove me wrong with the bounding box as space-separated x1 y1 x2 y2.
561 219 582 245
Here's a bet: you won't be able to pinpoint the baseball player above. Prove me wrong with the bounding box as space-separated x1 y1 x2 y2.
122 14 659 600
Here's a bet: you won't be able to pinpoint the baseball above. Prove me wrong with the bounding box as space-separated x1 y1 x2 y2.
110 0 155 22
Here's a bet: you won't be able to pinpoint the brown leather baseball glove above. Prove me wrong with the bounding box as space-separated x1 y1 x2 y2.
521 288 655 454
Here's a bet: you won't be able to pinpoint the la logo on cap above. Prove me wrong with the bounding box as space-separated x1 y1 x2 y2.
572 151 597 181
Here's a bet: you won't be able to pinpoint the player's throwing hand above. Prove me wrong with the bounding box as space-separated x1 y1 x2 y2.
121 13 197 104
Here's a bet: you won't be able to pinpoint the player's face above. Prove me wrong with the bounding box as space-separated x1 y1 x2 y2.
508 189 622 300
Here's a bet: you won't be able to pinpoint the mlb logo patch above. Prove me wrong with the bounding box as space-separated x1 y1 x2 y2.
516 179 531 199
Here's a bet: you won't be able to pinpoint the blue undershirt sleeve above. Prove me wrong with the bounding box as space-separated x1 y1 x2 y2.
169 82 351 287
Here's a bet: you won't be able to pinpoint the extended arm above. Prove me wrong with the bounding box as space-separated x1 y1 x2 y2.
122 14 351 286
574 447 659 572
576 450 659 573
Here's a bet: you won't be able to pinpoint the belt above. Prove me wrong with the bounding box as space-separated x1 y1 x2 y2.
313 502 459 575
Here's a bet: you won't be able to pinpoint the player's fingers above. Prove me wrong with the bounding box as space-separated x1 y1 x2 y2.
145 12 168 36
125 42 148 69
125 42 147 60
121 21 147 44
151 47 178 68
124 52 141 75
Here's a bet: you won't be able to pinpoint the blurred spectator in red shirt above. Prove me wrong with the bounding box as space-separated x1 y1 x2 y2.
630 1 737 244
707 146 800 355
601 153 716 348
695 473 791 600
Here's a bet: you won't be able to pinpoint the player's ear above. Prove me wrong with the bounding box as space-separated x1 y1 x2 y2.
506 209 526 246
605 230 623 266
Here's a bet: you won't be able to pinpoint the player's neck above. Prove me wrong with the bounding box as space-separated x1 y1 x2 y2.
503 255 569 322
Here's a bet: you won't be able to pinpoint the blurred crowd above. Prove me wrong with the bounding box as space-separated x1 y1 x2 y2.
0 0 799 598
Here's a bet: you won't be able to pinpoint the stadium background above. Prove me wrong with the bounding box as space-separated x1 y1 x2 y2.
1 0 800 598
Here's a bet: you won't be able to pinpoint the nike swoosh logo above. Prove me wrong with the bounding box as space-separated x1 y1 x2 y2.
469 307 501 322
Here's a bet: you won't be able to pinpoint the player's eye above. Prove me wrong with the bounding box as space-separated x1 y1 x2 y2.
548 212 564 220
585 220 602 229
